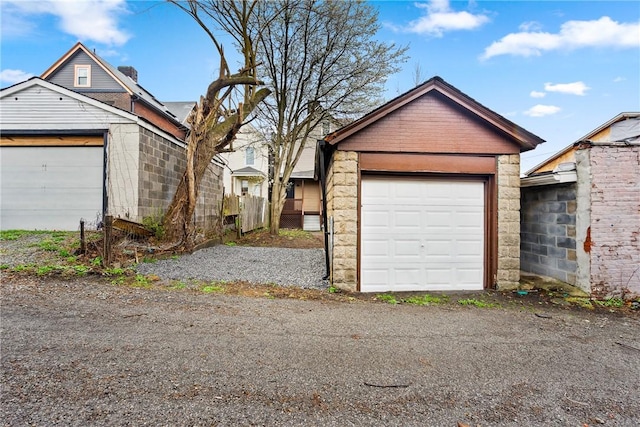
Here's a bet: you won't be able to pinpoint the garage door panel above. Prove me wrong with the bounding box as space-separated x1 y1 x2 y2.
394 239 422 257
362 240 390 257
1 146 103 230
361 177 484 292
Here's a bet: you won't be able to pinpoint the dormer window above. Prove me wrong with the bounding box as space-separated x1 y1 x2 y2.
245 146 255 165
74 65 91 87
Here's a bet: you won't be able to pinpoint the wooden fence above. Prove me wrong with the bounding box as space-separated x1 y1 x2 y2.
223 194 268 234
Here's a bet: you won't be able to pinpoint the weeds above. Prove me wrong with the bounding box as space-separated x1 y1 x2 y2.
403 294 448 306
594 298 624 308
328 286 340 294
458 298 500 308
202 284 225 294
170 280 188 290
376 294 399 304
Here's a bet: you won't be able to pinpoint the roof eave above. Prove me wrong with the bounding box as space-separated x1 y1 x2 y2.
325 76 544 151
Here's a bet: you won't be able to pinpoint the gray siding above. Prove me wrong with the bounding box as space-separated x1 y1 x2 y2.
47 51 124 92
521 183 577 284
0 84 133 130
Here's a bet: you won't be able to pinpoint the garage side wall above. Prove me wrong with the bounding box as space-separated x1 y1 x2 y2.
520 183 577 285
587 145 640 298
107 123 140 220
138 129 224 236
496 154 521 289
327 150 359 292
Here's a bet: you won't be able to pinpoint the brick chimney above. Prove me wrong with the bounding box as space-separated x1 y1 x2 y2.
118 66 138 83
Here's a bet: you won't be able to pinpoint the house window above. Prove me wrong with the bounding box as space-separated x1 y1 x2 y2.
241 180 249 196
74 65 91 88
245 146 254 165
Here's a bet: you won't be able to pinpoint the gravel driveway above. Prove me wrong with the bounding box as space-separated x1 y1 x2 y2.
2 277 640 426
137 246 328 289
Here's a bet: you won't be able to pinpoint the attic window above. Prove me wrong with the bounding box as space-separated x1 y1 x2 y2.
74 65 91 87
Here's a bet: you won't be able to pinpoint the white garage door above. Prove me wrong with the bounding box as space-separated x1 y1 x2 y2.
361 177 484 292
1 146 104 230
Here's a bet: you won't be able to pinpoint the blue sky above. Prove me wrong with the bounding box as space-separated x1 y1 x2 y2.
1 0 639 172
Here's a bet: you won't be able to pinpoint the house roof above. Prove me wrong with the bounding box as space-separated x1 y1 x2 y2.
40 42 183 128
232 166 265 177
325 76 544 152
164 102 196 125
524 112 640 176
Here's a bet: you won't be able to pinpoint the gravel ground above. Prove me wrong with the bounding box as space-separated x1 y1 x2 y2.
2 277 640 426
137 246 328 289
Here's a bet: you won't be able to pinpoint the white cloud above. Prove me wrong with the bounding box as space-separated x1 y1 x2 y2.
0 69 34 85
613 76 626 83
524 105 561 117
544 81 590 96
397 0 490 37
482 16 640 59
530 91 546 98
519 21 542 32
2 0 130 45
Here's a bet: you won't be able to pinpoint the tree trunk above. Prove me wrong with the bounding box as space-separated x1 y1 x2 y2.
269 179 286 235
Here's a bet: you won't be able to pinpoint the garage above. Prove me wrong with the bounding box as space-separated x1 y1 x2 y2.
320 76 545 292
360 177 484 292
0 135 104 230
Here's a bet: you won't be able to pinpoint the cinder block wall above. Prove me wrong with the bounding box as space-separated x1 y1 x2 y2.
520 183 577 284
327 150 358 292
138 128 223 236
496 154 522 289
587 145 640 298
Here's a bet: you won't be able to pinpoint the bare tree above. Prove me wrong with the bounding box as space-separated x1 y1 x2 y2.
163 0 270 248
253 0 407 234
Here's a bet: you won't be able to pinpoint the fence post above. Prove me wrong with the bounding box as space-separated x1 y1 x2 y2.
79 219 86 255
103 215 113 268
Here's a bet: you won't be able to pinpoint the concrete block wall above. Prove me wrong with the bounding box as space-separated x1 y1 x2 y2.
521 183 577 284
496 154 521 289
327 150 359 292
587 145 640 298
138 128 223 236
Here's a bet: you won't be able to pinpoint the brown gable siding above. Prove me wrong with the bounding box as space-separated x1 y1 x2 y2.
336 92 519 155
133 101 186 141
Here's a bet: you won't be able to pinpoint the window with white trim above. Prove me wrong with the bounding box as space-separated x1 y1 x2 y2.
74 65 91 88
245 146 255 165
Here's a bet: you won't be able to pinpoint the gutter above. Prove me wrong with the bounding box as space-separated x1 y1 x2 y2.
318 139 331 280
521 163 578 188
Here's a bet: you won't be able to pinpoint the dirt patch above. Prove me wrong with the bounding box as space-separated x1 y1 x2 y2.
223 228 324 249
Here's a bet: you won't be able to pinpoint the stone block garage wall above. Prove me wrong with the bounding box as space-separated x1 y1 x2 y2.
326 150 358 291
520 183 577 285
138 128 223 235
496 154 522 289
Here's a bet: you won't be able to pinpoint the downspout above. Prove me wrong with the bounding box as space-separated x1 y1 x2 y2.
318 140 331 280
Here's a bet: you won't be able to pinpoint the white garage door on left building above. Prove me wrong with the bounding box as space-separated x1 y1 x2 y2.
0 136 104 230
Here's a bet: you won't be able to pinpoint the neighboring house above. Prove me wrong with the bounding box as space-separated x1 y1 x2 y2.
281 115 341 231
0 65 223 231
319 76 544 293
40 42 188 140
218 125 269 198
521 112 640 299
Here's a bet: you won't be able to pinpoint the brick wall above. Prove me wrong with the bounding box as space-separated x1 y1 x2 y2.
327 150 359 292
587 145 640 298
496 154 521 290
84 91 131 111
138 128 223 236
521 183 577 284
